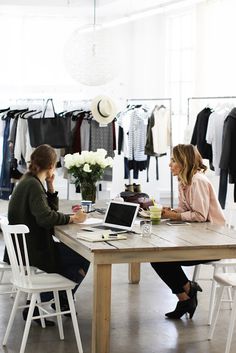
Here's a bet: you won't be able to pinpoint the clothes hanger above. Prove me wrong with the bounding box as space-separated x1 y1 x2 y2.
65 109 84 119
22 110 42 119
20 109 37 118
0 107 10 113
72 110 92 121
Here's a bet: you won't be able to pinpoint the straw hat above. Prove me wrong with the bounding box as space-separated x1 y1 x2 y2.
91 95 117 125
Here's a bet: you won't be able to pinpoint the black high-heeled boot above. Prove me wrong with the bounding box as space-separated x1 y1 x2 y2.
188 281 203 298
165 296 197 319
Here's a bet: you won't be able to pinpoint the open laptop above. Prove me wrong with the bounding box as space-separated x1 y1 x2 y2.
83 201 139 234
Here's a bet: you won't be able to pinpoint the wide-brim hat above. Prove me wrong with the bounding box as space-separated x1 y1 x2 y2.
91 95 117 125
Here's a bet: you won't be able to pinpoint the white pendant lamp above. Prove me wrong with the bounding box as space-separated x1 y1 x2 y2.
64 0 119 86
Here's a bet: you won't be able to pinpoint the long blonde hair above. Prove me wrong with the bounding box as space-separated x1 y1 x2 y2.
173 144 207 186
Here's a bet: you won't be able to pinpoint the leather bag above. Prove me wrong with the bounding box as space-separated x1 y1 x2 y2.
28 98 71 148
120 191 154 210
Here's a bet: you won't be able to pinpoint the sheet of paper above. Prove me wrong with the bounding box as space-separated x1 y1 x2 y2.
82 218 103 225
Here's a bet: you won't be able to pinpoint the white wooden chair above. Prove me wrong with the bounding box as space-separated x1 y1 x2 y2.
193 260 236 325
0 260 13 294
0 223 83 353
208 273 236 353
0 216 15 296
192 204 236 325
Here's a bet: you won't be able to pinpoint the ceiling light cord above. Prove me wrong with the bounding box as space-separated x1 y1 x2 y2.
93 0 96 27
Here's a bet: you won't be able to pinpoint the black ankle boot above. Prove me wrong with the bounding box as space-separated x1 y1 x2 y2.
125 184 134 192
165 296 197 319
188 281 203 305
133 183 141 192
23 303 55 327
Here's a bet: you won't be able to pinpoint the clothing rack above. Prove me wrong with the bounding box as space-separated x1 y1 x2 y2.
63 99 92 112
187 95 236 125
127 98 173 207
187 95 236 210
0 98 45 106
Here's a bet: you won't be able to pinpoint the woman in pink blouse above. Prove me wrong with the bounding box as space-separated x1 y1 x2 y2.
151 144 225 320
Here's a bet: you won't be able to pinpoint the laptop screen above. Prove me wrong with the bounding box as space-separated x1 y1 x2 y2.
104 201 139 230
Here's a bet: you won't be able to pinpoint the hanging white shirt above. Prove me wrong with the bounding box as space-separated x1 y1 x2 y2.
206 109 228 176
152 106 170 154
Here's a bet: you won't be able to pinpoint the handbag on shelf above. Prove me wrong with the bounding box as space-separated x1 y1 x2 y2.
27 98 71 148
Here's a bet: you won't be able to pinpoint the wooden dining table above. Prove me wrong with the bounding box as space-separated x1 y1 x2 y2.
54 205 236 353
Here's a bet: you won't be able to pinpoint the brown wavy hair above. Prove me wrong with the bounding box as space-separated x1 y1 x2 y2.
172 144 207 186
28 144 57 176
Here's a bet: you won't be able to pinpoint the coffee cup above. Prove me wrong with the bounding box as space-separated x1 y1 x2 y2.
149 205 162 225
81 200 93 213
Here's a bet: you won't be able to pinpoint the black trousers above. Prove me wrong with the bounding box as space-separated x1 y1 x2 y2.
151 260 214 294
41 242 90 303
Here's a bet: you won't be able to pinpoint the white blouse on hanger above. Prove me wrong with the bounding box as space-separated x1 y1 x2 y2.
151 106 170 154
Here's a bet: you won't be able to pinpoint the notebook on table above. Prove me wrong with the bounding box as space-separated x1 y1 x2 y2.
80 200 139 235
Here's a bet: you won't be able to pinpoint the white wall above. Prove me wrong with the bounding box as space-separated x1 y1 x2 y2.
195 0 236 96
1 0 236 207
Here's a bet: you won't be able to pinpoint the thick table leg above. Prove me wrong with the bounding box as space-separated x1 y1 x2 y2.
128 263 140 284
92 264 112 353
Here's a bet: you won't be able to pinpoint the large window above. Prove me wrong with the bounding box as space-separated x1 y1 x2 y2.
165 9 195 144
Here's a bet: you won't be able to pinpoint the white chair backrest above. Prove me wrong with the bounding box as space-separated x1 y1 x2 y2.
0 223 32 286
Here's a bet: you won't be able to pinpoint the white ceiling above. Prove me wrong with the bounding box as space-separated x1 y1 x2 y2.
0 1 204 24
0 0 169 8
0 1 188 13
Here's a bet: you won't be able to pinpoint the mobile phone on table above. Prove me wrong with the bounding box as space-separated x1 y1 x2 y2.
166 220 190 226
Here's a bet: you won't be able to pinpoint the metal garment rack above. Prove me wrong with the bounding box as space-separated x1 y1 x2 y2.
127 98 173 207
187 95 236 125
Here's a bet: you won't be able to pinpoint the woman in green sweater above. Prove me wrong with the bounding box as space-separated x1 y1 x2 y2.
4 144 90 324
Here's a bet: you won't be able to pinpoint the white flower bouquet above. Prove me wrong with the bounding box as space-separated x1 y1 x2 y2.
64 149 113 186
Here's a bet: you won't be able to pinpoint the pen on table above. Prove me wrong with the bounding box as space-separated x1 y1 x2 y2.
102 234 118 239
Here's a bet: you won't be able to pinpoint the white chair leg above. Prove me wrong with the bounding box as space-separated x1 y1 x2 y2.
208 278 217 325
223 267 233 308
208 286 225 340
54 291 64 340
3 290 21 345
10 285 16 298
225 289 236 353
192 264 201 282
67 289 83 353
19 293 37 353
0 270 4 282
36 294 46 328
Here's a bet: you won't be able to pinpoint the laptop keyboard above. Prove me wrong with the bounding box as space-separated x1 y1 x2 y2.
94 225 126 232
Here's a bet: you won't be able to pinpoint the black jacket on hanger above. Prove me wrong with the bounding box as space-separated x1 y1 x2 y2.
191 107 213 169
218 107 236 208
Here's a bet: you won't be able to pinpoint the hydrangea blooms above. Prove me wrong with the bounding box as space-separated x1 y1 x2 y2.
64 149 113 185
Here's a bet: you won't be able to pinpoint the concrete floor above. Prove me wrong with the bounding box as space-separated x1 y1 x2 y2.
0 200 235 353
